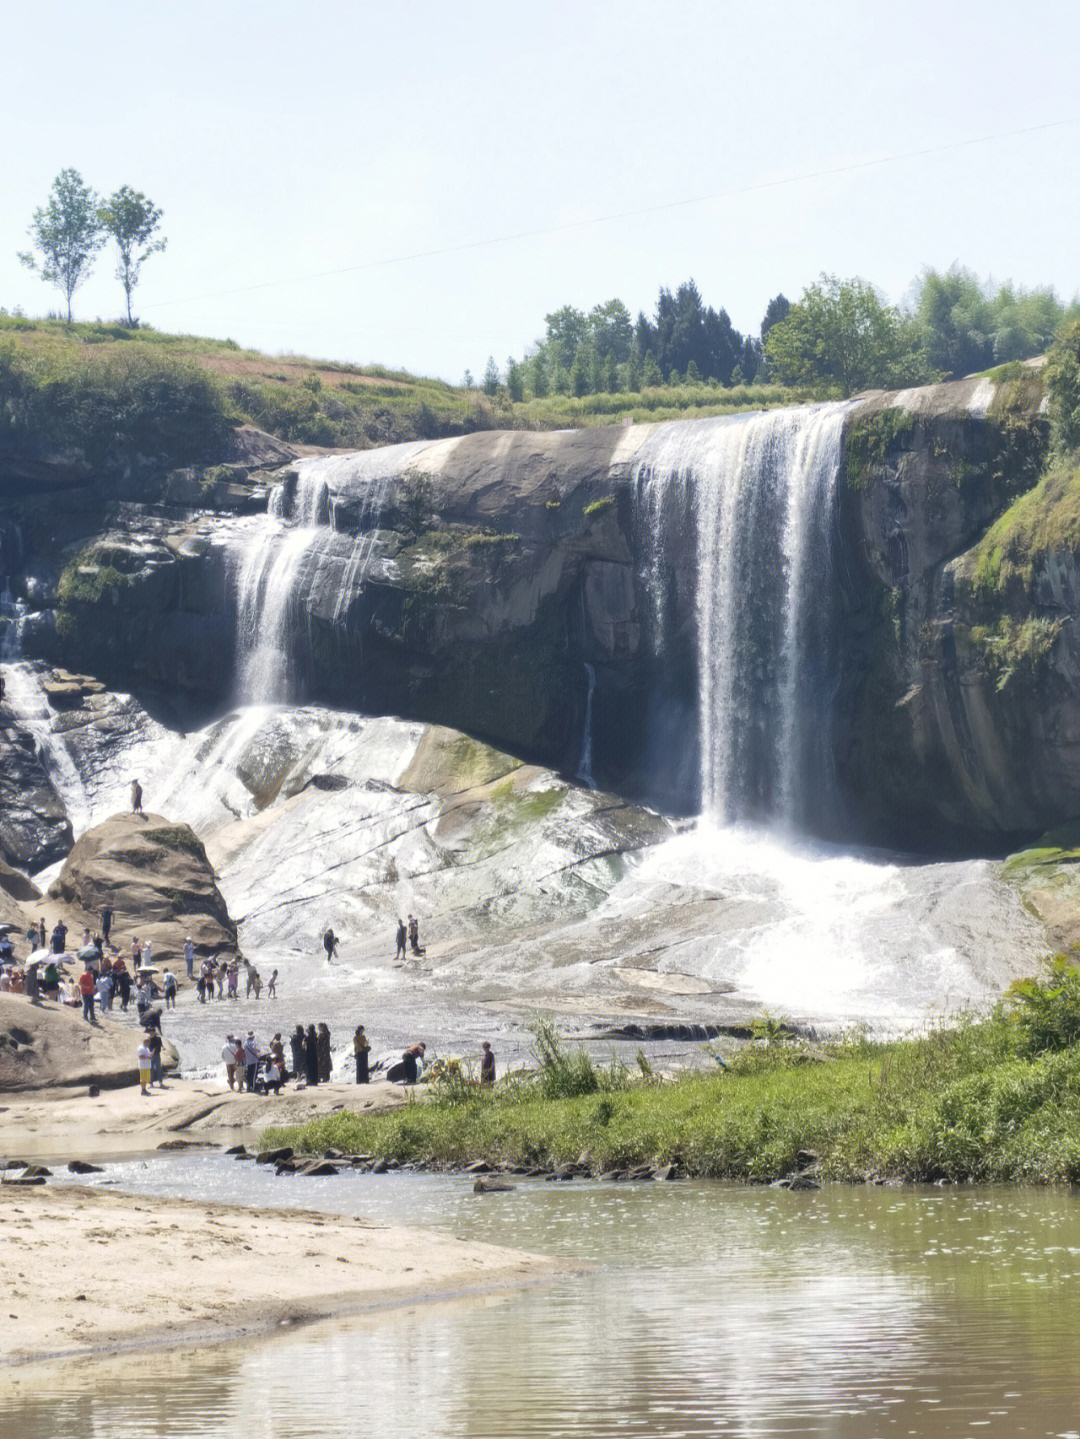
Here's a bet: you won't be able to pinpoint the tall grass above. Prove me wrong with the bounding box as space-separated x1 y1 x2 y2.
262 965 1080 1184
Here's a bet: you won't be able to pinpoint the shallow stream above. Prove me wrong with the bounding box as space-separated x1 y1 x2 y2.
5 1154 1080 1437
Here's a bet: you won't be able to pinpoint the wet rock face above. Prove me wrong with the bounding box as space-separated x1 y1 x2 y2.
834 374 1059 847
0 714 73 870
11 381 1078 847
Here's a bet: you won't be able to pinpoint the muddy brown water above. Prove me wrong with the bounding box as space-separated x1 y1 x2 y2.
4 1154 1080 1437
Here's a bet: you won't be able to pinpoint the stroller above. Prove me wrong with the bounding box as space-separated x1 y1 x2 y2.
251 1053 285 1095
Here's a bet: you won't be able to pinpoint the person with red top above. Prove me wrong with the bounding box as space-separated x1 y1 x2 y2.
78 967 96 1022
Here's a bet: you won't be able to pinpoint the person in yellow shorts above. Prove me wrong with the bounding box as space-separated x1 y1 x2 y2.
137 1039 152 1095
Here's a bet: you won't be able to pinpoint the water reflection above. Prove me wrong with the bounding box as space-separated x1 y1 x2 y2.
5 1158 1080 1437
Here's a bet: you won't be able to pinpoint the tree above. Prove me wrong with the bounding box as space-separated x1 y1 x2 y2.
587 299 633 363
506 356 525 402
1047 320 1080 453
463 369 474 389
760 293 791 343
765 274 930 396
482 356 500 397
569 347 590 397
543 306 588 371
528 354 549 398
97 186 167 326
642 350 662 387
18 169 104 323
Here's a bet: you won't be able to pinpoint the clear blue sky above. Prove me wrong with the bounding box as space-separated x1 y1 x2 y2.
3 0 1079 380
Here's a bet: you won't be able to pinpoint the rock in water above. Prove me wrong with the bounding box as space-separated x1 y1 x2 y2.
48 811 238 968
474 1176 517 1194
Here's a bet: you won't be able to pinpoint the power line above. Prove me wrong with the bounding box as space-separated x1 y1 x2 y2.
145 115 1080 313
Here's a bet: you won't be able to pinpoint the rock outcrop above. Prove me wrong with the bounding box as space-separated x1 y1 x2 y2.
6 373 1078 849
48 812 238 967
0 991 178 1091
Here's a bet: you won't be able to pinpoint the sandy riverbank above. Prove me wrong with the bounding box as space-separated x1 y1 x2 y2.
0 1184 570 1373
1 1075 411 1162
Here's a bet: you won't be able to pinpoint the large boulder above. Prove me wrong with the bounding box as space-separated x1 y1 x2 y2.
48 812 238 967
0 991 178 1091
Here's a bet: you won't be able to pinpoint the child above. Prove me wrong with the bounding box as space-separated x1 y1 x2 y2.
267 968 278 999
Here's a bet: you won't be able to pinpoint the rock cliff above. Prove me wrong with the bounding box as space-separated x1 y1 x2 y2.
3 371 1075 851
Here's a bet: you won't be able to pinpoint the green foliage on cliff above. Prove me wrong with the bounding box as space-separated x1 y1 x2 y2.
843 406 917 488
265 962 1080 1183
1047 319 1080 452
967 459 1080 595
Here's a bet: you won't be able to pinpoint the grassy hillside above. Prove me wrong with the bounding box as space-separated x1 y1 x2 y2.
0 315 805 466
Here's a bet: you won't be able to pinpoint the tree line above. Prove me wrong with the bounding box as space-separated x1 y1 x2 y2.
476 269 1080 401
18 169 166 326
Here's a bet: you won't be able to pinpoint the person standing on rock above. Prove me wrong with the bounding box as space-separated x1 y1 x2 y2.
267 968 278 999
78 966 96 1022
408 915 423 956
148 1030 165 1087
100 906 113 945
317 1022 332 1082
323 928 338 964
305 1024 319 1086
51 920 68 955
395 918 407 962
222 1034 238 1089
131 937 142 971
162 969 177 1009
137 1038 152 1096
290 1024 305 1080
353 1024 370 1084
243 1031 261 1091
116 963 132 1011
131 779 144 816
480 1041 496 1086
184 937 195 979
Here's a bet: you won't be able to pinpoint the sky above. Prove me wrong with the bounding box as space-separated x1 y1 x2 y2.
3 0 1080 381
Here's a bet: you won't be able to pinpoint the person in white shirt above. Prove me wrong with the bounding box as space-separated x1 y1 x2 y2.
184 938 195 979
243 1031 261 1091
137 1040 152 1096
222 1034 239 1089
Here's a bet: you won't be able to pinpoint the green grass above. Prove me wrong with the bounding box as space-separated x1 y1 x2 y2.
262 968 1080 1184
0 317 810 474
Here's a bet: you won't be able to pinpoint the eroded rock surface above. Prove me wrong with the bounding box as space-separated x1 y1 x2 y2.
48 811 238 968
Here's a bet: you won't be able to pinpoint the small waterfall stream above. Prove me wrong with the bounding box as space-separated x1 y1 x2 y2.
231 442 434 705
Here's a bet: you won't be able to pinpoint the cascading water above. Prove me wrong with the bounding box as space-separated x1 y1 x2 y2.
576 662 596 789
633 403 849 830
232 442 434 705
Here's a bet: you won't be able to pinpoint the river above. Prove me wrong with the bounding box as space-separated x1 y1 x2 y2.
6 1154 1079 1437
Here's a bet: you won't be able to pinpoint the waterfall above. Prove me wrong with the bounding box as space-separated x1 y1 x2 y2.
634 403 849 829
576 661 596 788
232 442 433 705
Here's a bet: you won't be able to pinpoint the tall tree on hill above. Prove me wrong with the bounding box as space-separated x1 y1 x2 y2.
482 356 501 396
18 169 104 323
97 186 167 326
765 274 930 396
